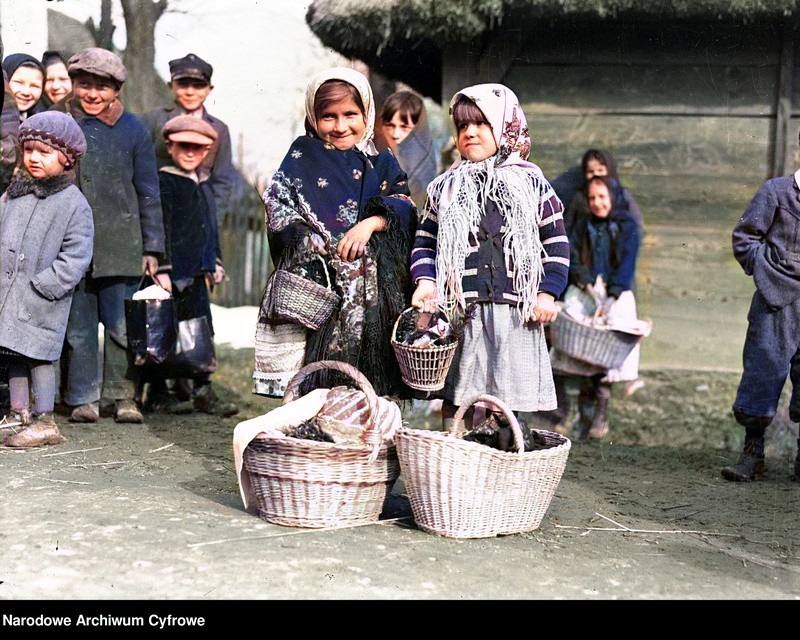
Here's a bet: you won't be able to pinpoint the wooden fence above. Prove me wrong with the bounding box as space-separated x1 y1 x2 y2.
211 192 273 308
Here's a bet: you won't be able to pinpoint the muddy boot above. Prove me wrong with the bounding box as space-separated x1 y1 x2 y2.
588 383 612 439
70 402 99 423
194 384 239 417
5 412 65 448
721 431 765 482
114 399 144 424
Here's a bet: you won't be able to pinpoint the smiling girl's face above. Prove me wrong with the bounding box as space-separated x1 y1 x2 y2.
315 96 366 151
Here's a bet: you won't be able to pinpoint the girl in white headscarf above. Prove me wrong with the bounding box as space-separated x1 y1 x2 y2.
410 83 570 427
256 67 418 398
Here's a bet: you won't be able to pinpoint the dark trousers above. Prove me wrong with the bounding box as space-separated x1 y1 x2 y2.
733 291 800 424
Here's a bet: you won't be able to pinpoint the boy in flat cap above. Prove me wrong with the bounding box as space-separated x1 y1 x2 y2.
139 53 236 223
0 111 93 447
54 47 166 425
142 114 237 417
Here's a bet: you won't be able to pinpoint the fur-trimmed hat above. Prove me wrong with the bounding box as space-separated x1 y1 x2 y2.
67 47 126 85
19 111 87 168
162 114 217 145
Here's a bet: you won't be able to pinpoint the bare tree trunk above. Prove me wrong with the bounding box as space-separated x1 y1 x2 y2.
86 0 116 51
119 0 173 114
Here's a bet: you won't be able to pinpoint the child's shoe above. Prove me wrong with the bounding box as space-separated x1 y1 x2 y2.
70 402 100 423
194 384 239 417
5 412 65 448
114 399 144 424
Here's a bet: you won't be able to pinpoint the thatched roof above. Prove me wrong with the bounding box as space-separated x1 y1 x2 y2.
306 0 798 100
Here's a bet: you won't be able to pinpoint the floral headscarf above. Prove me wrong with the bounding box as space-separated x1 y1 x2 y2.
450 83 531 167
304 66 377 156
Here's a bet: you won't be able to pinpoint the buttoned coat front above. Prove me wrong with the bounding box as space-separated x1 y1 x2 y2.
0 182 94 361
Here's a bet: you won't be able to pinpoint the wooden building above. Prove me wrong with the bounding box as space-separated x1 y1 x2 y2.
306 0 800 370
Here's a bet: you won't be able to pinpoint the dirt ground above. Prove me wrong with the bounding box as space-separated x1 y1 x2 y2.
1 345 798 610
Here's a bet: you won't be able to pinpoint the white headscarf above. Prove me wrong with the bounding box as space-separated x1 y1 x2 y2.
449 83 532 168
304 66 378 156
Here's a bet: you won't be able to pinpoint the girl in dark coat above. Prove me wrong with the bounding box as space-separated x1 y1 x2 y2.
2 53 46 122
256 67 417 398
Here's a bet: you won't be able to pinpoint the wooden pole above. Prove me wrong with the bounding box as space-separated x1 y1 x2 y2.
772 22 796 178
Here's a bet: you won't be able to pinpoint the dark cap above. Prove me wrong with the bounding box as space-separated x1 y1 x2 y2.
169 53 212 83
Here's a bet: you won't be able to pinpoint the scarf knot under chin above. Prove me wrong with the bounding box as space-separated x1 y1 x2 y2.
425 156 546 321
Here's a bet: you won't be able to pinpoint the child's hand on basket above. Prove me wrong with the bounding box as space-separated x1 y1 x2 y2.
411 278 439 313
532 292 557 324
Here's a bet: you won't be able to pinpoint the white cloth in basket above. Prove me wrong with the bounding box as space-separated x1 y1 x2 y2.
233 390 402 514
233 389 328 514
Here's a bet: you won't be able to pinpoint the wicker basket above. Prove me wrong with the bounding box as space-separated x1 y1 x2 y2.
396 394 571 539
242 360 401 528
391 307 458 392
271 255 340 330
549 310 646 370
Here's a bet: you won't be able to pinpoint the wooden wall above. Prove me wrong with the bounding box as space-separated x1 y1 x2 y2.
442 17 800 370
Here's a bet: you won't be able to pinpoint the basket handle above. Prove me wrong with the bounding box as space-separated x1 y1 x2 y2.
283 359 378 423
392 307 416 341
451 394 525 454
312 253 334 291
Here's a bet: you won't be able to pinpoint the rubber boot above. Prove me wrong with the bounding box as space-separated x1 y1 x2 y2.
588 383 612 439
721 432 765 482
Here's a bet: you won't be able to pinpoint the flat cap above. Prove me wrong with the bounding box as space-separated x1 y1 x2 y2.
19 111 88 168
169 53 212 83
162 114 218 145
67 47 126 85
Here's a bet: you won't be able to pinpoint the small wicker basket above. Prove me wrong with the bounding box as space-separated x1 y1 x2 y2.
549 310 646 370
396 394 571 539
271 255 340 330
391 307 458 392
242 360 401 528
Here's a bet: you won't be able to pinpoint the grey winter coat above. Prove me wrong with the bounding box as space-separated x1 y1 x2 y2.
0 172 94 361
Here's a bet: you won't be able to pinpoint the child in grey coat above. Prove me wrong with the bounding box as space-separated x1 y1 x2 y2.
0 111 93 448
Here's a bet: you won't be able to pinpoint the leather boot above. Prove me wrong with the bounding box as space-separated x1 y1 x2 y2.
5 412 65 448
114 399 144 424
721 434 765 481
589 383 612 438
571 380 595 441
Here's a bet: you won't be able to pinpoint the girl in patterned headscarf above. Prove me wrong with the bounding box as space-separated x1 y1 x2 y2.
256 67 417 398
410 83 570 428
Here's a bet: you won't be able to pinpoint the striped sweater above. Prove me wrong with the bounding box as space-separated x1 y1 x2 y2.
410 179 570 306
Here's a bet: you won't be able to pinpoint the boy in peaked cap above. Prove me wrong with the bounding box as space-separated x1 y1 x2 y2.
139 53 236 224
55 47 166 425
141 114 237 417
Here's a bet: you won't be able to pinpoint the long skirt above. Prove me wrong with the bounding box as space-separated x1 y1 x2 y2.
443 302 556 413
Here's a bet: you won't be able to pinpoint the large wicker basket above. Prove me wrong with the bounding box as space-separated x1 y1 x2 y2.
391 308 458 392
270 255 340 330
242 360 401 528
549 309 647 369
396 394 571 539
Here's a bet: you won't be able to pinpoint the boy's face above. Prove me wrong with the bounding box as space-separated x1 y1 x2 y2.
23 142 67 178
171 78 212 112
167 139 211 172
380 112 414 149
456 121 497 163
588 181 612 219
315 96 366 151
9 66 44 112
72 73 120 116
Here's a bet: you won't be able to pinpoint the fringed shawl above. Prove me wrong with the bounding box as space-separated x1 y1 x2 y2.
424 83 546 321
